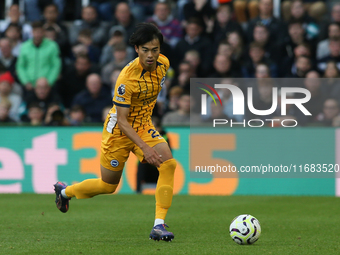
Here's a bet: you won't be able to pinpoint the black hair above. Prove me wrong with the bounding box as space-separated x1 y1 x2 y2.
329 22 340 29
78 28 92 38
31 21 44 29
288 20 303 27
129 23 163 47
45 26 56 33
44 3 59 12
28 102 43 110
70 104 86 114
6 23 21 33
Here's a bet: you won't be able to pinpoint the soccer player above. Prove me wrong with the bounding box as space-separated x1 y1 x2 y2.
53 23 176 242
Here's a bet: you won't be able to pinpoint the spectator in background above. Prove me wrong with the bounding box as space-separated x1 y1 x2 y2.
286 55 313 78
27 102 44 125
73 29 101 63
289 0 319 42
42 4 69 56
4 23 22 57
319 3 340 41
25 0 65 22
72 74 112 122
280 42 312 77
210 4 244 44
16 21 61 93
217 40 233 59
44 26 57 41
0 38 17 80
0 99 15 123
99 28 134 67
227 31 245 64
43 102 67 126
0 62 23 97
67 104 86 126
69 5 108 47
242 42 278 78
164 86 183 113
58 54 98 108
162 93 200 125
183 0 216 26
302 70 325 121
90 0 116 22
184 50 204 77
317 39 340 73
251 23 278 63
321 61 340 100
130 0 155 23
316 99 340 126
234 0 259 25
281 21 307 60
171 61 195 92
204 98 232 123
0 72 21 122
210 54 241 78
101 43 129 86
255 62 271 78
247 0 284 44
109 2 137 45
147 1 182 48
0 4 32 41
46 108 67 126
317 23 340 60
23 77 63 119
110 67 121 97
282 0 326 22
174 18 212 73
216 40 242 76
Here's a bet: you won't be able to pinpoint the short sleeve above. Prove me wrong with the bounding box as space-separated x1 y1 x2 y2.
112 75 134 108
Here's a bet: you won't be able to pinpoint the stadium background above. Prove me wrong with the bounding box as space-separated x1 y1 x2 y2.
0 0 340 196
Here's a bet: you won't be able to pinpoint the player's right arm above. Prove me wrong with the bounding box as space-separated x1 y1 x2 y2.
116 106 163 167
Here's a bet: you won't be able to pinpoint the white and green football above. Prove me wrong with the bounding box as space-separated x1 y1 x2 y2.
229 214 261 245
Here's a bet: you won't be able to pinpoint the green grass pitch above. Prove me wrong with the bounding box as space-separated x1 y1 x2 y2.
0 194 339 255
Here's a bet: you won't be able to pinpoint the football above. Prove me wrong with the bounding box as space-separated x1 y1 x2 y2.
229 214 261 245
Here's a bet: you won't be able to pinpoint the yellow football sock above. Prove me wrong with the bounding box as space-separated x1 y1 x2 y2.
155 158 176 220
65 178 117 199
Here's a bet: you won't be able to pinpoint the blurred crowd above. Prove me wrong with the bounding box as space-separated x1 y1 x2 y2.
0 0 340 127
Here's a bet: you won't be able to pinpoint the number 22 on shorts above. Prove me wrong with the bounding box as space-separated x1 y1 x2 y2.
148 129 163 139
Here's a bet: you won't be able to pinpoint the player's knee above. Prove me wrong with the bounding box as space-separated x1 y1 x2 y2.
156 185 173 209
100 179 118 194
159 158 176 174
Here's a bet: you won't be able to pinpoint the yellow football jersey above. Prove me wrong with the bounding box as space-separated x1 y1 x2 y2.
105 54 169 136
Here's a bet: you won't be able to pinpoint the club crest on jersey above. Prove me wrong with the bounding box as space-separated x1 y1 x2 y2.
160 77 165 88
110 159 119 167
117 84 125 96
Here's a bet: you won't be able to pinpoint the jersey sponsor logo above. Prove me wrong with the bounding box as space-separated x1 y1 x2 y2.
160 76 165 87
110 159 119 167
117 84 126 96
115 96 125 102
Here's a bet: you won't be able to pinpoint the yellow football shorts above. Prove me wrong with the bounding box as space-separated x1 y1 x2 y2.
100 125 167 171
